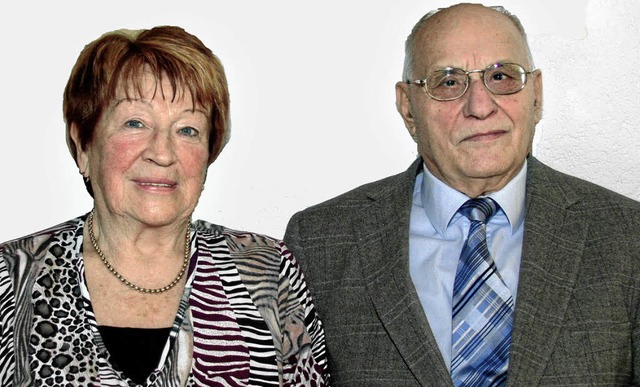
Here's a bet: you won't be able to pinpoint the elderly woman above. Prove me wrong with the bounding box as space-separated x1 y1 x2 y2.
0 26 329 386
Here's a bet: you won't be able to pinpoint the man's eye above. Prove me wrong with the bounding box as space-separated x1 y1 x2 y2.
492 72 507 81
429 70 466 90
443 78 459 87
433 75 464 89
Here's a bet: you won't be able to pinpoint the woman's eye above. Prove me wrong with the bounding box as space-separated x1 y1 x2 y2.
124 120 144 128
179 127 199 137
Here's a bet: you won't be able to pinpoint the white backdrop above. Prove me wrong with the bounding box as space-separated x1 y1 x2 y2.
1 0 639 242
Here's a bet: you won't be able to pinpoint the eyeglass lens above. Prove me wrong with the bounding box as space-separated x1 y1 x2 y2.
427 63 527 100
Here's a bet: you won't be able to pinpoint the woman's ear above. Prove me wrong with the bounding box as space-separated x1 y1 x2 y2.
70 123 90 177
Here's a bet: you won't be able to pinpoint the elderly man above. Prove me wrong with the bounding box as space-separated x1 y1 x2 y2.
284 3 640 386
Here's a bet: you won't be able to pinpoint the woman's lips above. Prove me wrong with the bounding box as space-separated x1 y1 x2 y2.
134 179 177 190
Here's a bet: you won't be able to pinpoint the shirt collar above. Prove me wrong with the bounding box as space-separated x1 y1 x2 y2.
421 160 527 235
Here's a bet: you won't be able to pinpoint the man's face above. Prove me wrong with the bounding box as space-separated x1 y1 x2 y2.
396 4 543 197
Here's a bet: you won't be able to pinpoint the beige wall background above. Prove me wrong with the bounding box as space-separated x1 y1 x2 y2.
1 0 638 241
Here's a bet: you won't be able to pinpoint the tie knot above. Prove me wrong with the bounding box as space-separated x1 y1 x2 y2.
458 197 497 223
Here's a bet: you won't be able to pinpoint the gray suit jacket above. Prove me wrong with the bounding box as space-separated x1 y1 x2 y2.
285 157 640 386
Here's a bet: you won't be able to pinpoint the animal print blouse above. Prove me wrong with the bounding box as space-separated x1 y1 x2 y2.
0 215 329 386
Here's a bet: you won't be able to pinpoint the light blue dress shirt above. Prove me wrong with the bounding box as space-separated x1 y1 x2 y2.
409 161 527 370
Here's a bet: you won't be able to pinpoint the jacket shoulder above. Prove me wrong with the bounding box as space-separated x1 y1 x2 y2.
296 162 418 218
529 158 640 212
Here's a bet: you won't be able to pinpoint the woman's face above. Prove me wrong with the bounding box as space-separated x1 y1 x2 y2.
74 73 211 227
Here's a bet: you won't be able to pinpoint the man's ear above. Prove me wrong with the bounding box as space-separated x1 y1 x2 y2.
532 69 543 123
70 123 90 177
395 82 418 142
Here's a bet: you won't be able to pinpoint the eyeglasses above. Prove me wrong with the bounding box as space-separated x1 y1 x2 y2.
405 62 535 101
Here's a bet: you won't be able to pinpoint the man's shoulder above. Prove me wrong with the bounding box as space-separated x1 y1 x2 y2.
318 171 406 204
529 158 640 214
296 162 417 217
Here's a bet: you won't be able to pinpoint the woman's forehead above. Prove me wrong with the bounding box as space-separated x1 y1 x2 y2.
114 73 202 108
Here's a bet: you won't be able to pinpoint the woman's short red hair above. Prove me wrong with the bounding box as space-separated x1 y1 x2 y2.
64 26 231 175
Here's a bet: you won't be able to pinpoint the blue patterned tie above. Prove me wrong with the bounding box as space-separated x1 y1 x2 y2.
451 198 513 386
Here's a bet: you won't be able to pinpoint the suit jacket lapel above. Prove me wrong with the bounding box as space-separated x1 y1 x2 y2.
508 157 587 385
355 158 453 386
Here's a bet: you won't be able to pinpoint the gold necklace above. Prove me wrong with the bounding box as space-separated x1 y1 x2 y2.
86 210 191 294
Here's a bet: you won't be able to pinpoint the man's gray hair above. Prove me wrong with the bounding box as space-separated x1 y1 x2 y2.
401 5 534 81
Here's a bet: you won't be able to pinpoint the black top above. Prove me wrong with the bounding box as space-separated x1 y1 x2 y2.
98 325 171 384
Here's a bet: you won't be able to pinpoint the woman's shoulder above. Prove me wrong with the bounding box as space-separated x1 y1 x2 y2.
193 219 284 250
1 216 83 253
192 219 299 277
0 216 84 292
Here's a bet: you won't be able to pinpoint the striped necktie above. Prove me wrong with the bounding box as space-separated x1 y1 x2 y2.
451 198 514 386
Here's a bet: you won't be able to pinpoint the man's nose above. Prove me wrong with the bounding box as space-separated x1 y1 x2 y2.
462 74 498 120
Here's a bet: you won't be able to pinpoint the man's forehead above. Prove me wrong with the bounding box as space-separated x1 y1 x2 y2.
420 5 521 41
415 6 529 69
425 4 511 27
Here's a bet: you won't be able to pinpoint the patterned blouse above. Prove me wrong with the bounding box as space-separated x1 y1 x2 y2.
0 214 330 386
